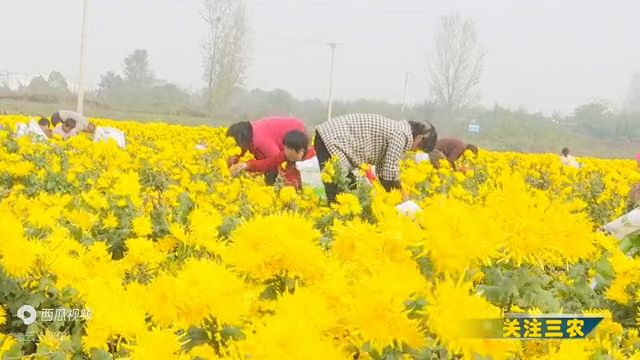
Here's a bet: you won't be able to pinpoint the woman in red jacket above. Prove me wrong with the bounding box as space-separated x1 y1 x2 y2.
230 130 315 189
227 116 307 185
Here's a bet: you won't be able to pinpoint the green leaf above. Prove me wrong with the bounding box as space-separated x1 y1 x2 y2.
594 255 614 279
568 263 586 279
28 292 47 308
621 236 634 253
181 327 210 352
1 341 23 359
25 322 40 337
221 325 246 341
259 283 280 301
36 343 52 355
217 216 240 239
89 348 113 360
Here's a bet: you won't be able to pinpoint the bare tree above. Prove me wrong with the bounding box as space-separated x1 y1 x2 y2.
427 13 486 121
201 0 250 114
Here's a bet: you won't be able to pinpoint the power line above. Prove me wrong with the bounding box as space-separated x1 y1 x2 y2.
409 72 430 92
171 0 339 46
171 0 342 118
250 27 339 46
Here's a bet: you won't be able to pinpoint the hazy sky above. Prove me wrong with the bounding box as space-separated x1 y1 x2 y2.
2 0 639 115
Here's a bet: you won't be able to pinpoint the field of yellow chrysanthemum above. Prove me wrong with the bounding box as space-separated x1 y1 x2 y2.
2 114 640 359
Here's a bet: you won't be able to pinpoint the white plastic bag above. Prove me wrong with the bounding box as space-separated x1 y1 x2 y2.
603 207 640 240
295 156 327 201
94 127 126 149
395 200 422 217
415 152 430 164
15 120 47 141
15 123 29 138
27 119 47 140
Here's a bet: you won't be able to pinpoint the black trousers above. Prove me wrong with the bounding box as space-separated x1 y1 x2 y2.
314 130 357 204
265 169 278 186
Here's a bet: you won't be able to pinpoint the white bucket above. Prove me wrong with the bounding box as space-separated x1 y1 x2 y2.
395 200 422 217
603 207 640 240
295 156 327 201
415 152 430 164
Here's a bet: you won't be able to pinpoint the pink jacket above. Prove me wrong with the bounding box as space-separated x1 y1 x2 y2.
247 116 307 160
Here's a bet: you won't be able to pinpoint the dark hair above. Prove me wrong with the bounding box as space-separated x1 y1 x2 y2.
64 119 76 128
283 130 309 152
51 112 62 126
408 121 438 152
562 147 570 156
38 117 50 127
466 144 479 156
226 121 253 149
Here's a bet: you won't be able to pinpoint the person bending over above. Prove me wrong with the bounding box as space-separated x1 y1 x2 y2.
51 110 93 136
435 138 478 170
230 130 315 189
226 116 307 186
313 113 437 204
52 119 77 140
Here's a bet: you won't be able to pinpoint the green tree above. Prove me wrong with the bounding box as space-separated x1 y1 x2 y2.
123 49 154 87
26 75 52 94
47 71 69 94
571 99 616 139
98 71 125 104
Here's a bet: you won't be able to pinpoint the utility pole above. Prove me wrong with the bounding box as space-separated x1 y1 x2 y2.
401 70 411 115
207 16 222 91
327 43 339 122
76 0 89 114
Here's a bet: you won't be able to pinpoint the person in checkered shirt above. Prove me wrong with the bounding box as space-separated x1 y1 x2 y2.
314 113 437 204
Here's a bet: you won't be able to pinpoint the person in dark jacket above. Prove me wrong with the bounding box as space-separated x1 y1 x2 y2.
435 138 478 170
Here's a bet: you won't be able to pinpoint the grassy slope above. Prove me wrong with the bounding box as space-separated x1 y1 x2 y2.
0 99 218 127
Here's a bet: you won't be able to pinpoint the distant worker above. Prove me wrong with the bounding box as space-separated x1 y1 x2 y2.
37 117 53 139
560 147 581 168
51 110 93 137
313 113 437 204
52 119 78 140
435 138 478 170
226 116 307 186
230 130 316 189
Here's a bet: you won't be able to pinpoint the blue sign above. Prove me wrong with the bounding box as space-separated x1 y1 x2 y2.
468 119 480 133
